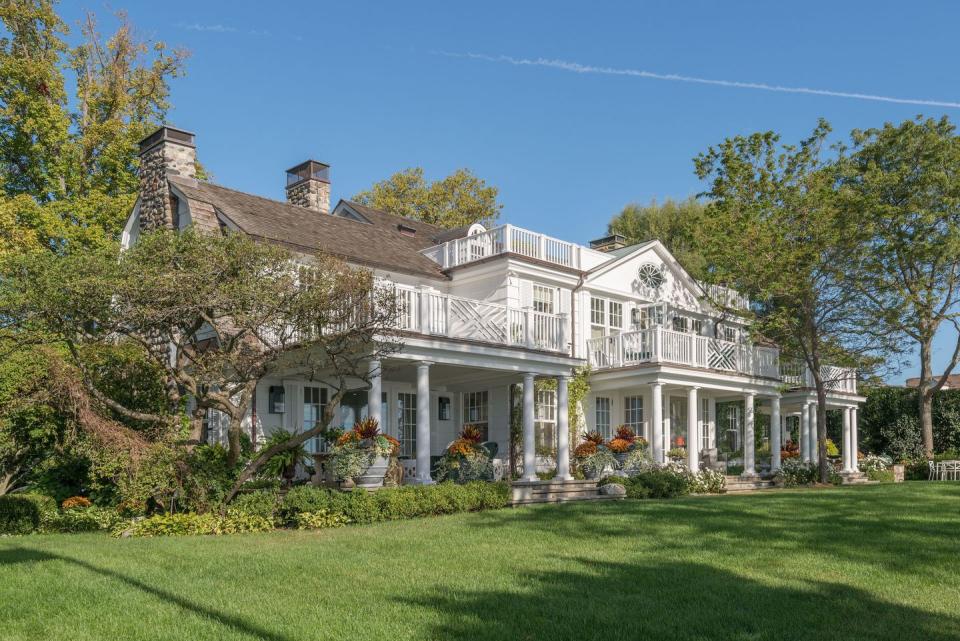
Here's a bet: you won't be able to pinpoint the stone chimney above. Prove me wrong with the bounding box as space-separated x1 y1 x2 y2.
138 126 196 231
285 160 330 214
589 233 628 253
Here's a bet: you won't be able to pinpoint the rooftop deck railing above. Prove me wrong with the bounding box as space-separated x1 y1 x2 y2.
421 224 611 271
780 361 858 394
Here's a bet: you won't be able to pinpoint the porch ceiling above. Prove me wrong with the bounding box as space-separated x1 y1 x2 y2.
379 358 532 391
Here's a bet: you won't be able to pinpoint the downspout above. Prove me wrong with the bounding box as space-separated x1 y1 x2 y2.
570 270 587 358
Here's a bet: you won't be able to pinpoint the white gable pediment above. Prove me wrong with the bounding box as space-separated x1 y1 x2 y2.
587 242 707 312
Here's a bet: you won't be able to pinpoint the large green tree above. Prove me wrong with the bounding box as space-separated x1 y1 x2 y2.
607 197 707 279
838 116 960 458
694 120 893 482
353 167 501 229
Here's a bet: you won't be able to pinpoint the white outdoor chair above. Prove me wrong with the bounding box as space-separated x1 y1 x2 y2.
929 460 938 480
944 461 960 481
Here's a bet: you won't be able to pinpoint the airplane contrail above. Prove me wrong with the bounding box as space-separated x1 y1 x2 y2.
434 51 960 109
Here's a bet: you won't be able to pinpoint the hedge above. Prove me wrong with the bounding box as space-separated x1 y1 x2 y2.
0 494 58 535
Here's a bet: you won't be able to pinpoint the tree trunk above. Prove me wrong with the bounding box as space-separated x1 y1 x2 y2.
227 415 243 467
817 386 829 483
187 404 206 449
918 334 935 459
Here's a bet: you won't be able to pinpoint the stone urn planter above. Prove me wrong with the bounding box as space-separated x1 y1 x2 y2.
892 464 905 483
613 452 629 468
353 453 391 490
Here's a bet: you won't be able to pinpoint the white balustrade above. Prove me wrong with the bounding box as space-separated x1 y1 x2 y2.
391 284 566 353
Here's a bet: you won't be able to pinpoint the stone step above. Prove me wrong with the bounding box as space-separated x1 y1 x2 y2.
510 493 621 506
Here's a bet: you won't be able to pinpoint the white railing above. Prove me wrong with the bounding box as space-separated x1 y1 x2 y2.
586 327 780 379
780 361 858 394
697 281 751 311
393 284 568 353
422 224 611 271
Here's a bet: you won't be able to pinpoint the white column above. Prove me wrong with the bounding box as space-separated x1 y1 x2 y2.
522 372 537 481
687 387 699 472
556 375 572 480
801 402 811 462
842 406 853 472
415 361 433 484
368 359 382 429
851 407 860 472
810 402 819 464
651 382 664 464
770 396 782 473
743 392 756 477
707 397 717 451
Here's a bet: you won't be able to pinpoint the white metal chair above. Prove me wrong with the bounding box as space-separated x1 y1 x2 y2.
943 461 960 481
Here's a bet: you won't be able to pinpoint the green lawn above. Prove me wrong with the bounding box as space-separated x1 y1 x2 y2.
2 483 960 641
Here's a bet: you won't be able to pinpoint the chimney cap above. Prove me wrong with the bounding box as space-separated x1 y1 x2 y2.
286 159 330 187
138 125 196 154
589 233 628 252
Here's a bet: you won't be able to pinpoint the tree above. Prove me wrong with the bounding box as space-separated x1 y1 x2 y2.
693 120 894 482
0 2 188 255
353 167 501 229
838 116 960 458
1 228 402 495
607 197 708 279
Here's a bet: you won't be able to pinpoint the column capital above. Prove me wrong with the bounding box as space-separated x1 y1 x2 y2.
523 371 537 381
417 360 433 369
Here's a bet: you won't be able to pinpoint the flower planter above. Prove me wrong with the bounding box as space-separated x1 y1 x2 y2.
353 454 391 490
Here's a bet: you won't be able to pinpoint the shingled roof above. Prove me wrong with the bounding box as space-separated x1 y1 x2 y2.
168 176 449 280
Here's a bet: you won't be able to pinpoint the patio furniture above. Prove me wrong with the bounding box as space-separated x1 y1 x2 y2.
940 460 960 481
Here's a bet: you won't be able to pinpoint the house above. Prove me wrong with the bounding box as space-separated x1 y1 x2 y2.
122 126 867 483
905 374 960 390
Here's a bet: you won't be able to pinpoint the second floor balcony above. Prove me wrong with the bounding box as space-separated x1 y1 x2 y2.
587 327 781 378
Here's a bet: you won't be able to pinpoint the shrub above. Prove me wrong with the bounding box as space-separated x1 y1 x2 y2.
867 468 895 482
280 486 335 517
116 512 273 537
825 439 840 458
0 494 57 535
881 415 924 462
292 509 350 530
666 447 686 460
61 496 92 510
45 506 123 533
631 468 690 499
228 490 281 522
689 469 726 494
860 453 892 474
776 459 817 486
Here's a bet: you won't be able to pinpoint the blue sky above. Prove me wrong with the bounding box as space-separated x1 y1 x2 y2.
61 1 960 384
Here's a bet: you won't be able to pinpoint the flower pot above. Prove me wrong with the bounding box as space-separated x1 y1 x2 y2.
353 454 391 490
613 452 628 467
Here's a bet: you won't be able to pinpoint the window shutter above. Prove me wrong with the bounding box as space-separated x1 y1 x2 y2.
519 279 533 309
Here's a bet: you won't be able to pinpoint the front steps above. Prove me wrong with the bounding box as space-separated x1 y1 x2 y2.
840 471 871 485
724 475 777 493
510 479 622 505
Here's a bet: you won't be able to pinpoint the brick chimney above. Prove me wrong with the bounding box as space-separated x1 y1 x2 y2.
285 160 330 214
589 233 628 253
137 126 196 231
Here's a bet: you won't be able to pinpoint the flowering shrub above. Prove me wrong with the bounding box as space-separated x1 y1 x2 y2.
860 453 892 474
689 468 726 494
61 496 92 510
775 459 818 486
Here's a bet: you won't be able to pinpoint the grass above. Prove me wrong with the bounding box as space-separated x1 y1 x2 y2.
2 483 960 641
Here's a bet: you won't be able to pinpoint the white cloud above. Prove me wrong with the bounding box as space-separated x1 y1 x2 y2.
435 51 960 109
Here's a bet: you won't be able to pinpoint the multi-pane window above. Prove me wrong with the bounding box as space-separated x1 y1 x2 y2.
672 315 689 333
701 397 711 451
721 325 738 343
303 386 327 453
463 391 489 441
533 285 555 314
535 389 557 451
633 305 664 330
595 397 611 439
691 319 703 335
608 301 623 331
624 395 644 434
397 393 417 458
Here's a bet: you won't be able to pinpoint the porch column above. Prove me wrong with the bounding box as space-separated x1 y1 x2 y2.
415 361 433 484
368 359 382 429
851 407 860 472
708 397 717 451
770 396 782 473
842 406 853 472
801 402 811 462
810 402 819 464
522 372 537 481
556 375 573 480
687 387 699 472
651 382 664 464
743 392 757 477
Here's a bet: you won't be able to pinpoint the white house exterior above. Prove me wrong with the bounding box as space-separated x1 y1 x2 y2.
124 126 866 484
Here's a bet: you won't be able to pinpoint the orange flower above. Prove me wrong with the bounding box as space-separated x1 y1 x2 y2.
61 496 92 510
336 430 360 446
447 439 476 457
574 441 597 458
607 438 632 453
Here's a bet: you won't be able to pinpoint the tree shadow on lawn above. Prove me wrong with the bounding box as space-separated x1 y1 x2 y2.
2 546 296 641
470 485 960 575
400 557 960 641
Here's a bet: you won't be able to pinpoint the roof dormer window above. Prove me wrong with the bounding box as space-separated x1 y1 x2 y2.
398 224 417 237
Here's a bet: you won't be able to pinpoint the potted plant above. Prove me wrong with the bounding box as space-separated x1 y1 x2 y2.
608 425 641 466
261 429 309 487
330 418 399 490
574 431 617 479
436 425 493 483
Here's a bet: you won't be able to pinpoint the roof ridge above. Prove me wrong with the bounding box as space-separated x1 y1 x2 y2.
342 199 443 231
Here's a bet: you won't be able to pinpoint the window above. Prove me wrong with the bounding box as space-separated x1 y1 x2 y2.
438 396 451 421
303 386 328 453
463 391 489 441
595 397 611 439
535 389 557 451
691 319 703 335
590 297 605 325
533 285 555 314
624 396 644 435
633 305 664 330
608 301 623 330
397 393 417 458
672 315 689 333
